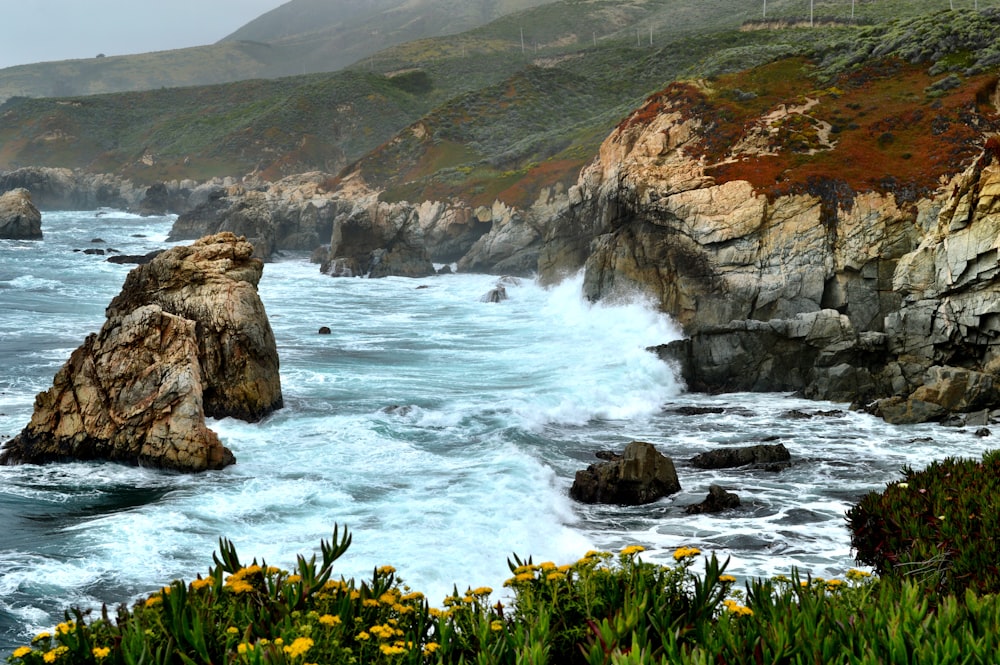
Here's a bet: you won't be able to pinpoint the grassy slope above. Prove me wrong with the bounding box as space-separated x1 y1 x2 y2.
0 0 558 104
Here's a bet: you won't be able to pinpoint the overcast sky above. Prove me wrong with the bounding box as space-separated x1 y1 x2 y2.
0 0 288 69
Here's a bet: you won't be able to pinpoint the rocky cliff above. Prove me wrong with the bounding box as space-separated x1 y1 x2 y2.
533 59 1000 424
0 233 282 471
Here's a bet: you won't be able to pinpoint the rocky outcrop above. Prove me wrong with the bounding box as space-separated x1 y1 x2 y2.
0 167 198 214
689 443 791 470
0 233 282 471
570 441 681 505
685 485 741 515
530 75 1000 424
0 188 42 239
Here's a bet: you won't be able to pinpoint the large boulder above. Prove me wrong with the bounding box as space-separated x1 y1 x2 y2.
570 441 681 505
0 232 282 471
0 188 42 239
689 443 791 470
0 305 233 471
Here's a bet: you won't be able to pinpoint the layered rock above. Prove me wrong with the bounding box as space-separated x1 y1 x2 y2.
0 233 282 471
0 188 42 239
570 441 681 505
532 76 1000 423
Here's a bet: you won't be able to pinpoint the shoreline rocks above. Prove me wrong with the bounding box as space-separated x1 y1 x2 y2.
0 232 282 471
570 441 681 505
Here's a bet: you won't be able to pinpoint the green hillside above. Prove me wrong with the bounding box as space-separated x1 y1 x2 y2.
1 0 999 198
0 0 557 104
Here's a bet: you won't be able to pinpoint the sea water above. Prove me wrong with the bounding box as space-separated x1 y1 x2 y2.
0 212 992 654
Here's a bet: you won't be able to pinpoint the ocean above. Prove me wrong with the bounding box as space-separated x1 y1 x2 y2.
0 211 991 655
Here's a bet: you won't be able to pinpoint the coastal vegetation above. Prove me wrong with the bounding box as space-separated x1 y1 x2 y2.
8 447 1000 665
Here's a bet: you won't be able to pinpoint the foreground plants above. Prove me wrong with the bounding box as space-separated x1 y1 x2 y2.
8 525 1000 664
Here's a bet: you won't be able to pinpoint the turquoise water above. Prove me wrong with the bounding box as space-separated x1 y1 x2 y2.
0 212 992 654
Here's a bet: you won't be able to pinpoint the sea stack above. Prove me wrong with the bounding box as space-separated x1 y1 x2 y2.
0 232 282 471
0 188 42 239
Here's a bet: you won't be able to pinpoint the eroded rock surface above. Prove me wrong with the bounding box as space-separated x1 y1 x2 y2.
0 232 281 471
0 188 42 239
570 441 681 505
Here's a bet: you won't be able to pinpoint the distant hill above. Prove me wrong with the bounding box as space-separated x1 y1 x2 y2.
0 0 556 103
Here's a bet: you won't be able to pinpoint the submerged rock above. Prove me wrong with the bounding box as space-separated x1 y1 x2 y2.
570 441 681 505
0 232 282 471
689 443 791 470
685 485 741 514
0 188 42 240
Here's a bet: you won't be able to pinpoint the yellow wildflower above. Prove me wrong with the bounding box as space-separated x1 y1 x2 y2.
380 644 406 655
826 579 846 591
620 545 646 556
283 637 314 659
319 614 341 627
377 565 397 576
546 572 566 582
472 586 493 596
491 620 505 632
43 646 69 663
847 569 872 582
12 646 32 659
55 622 74 635
540 561 557 571
379 591 399 605
673 546 701 561
719 575 736 584
274 638 284 646
401 591 424 602
428 607 444 617
286 575 302 584
356 631 371 641
190 577 214 591
350 590 361 600
145 596 162 608
237 643 253 655
363 598 380 608
722 599 754 617
92 647 111 660
33 632 51 643
423 642 440 656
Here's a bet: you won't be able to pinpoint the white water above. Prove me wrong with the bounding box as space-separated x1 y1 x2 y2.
0 212 993 654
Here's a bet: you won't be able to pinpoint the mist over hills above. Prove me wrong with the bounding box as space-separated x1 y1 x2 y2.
0 0 556 103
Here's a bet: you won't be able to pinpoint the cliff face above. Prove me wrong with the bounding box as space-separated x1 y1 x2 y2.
536 60 1000 423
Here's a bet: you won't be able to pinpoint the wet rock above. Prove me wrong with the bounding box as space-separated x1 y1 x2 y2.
685 485 741 514
106 250 165 265
0 188 42 240
690 443 791 470
570 441 681 505
664 406 726 416
0 233 281 471
318 326 332 334
976 428 992 437
481 285 508 303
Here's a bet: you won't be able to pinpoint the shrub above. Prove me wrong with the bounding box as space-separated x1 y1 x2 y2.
846 449 1000 595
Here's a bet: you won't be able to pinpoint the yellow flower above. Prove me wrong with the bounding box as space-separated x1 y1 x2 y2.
319 614 341 627
546 572 566 582
423 642 440 656
33 632 51 643
471 586 493 596
145 596 162 608
363 599 380 608
43 647 69 663
826 579 846 591
380 644 406 655
356 631 371 641
490 620 504 632
379 591 399 605
719 575 736 584
350 590 361 600
673 546 701 561
428 607 444 617
401 591 424 602
620 545 646 556
377 565 397 575
12 646 32 659
190 577 214 591
92 647 111 660
539 561 557 571
55 622 74 635
847 569 873 582
283 637 314 659
286 575 302 584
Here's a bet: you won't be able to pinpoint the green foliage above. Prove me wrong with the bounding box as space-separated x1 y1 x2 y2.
10 526 1000 664
847 449 1000 596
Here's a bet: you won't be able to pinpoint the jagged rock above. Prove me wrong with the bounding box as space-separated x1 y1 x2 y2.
106 232 283 422
873 365 1000 424
689 443 791 470
685 485 741 514
0 188 42 239
481 285 508 303
570 441 681 505
0 305 233 471
323 197 436 278
0 233 281 470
